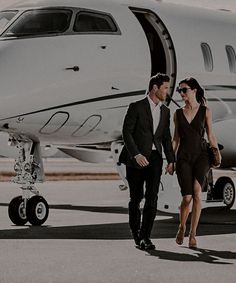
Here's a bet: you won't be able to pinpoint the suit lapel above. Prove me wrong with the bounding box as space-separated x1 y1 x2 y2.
154 104 165 137
143 97 153 132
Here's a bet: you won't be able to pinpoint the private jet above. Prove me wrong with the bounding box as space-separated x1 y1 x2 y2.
0 0 235 225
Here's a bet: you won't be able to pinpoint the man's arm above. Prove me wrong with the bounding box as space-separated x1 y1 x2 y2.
162 110 175 164
122 103 140 157
122 102 149 167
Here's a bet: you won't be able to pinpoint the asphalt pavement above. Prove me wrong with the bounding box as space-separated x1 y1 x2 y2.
0 177 235 283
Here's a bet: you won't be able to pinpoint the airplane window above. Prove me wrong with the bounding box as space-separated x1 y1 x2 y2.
74 11 118 33
201 42 213 72
0 11 18 31
2 9 72 37
225 45 236 73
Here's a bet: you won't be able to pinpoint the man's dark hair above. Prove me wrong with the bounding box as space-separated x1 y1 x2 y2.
148 73 170 92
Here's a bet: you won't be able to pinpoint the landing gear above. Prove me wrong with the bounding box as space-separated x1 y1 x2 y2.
111 141 128 191
8 136 49 226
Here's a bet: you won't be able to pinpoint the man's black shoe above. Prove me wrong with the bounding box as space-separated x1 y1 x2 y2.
131 232 141 247
140 238 156 250
132 232 141 246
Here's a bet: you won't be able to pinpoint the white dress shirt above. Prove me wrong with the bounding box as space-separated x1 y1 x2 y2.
147 95 162 150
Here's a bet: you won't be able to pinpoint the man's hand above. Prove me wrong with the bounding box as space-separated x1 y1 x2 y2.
165 163 174 175
134 154 149 167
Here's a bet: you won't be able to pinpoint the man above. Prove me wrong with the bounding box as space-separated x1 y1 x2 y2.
119 73 175 250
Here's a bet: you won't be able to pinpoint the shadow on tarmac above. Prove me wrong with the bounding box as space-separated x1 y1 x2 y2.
50 204 128 214
0 205 235 240
146 247 236 265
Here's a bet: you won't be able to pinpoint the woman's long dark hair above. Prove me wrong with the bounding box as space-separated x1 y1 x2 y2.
179 77 206 105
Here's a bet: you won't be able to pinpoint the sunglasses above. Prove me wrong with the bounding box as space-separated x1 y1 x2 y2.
176 87 191 94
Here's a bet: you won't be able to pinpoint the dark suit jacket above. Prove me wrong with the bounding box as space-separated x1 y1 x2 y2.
119 97 175 168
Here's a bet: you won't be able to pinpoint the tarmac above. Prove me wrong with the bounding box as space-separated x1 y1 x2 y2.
0 159 235 283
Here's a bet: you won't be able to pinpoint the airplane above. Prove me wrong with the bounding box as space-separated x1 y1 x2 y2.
0 0 235 225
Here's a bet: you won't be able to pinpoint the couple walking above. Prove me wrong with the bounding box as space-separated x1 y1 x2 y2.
119 73 221 250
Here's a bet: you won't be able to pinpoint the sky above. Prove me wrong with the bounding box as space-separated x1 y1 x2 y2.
0 0 236 11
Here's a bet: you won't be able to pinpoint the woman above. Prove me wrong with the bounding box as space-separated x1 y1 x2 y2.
172 77 221 248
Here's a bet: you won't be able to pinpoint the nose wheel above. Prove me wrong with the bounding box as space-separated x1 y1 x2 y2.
8 196 28 225
8 195 49 226
26 195 49 225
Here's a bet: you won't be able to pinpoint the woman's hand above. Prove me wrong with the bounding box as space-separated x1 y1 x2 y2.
165 163 174 175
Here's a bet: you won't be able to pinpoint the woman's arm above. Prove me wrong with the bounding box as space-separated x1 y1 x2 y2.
205 107 220 149
172 111 180 155
205 107 222 164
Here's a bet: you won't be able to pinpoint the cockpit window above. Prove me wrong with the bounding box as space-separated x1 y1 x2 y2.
73 11 118 33
0 11 18 31
2 9 72 37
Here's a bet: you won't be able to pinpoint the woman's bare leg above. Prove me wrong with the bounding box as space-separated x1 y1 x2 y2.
176 195 192 244
180 195 192 228
189 179 202 247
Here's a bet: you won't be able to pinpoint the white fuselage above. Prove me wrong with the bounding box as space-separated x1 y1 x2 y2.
0 0 236 166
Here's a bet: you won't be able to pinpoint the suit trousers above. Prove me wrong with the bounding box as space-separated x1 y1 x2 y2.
126 151 163 239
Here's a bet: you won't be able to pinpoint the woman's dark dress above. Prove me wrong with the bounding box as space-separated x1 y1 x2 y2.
176 105 210 196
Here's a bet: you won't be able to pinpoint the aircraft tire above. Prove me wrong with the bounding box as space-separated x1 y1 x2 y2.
26 195 49 226
213 177 235 209
8 196 28 225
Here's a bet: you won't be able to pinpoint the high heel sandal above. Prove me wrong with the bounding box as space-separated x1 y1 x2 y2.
175 226 185 245
189 232 197 248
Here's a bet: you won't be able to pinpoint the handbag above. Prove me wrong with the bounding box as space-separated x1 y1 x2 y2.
207 144 221 168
